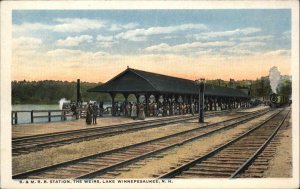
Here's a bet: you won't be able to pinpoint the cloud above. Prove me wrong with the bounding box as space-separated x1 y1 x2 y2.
145 39 268 57
14 18 105 33
144 41 235 52
108 22 139 31
193 27 261 40
96 35 114 41
53 18 105 33
235 41 266 48
46 48 110 63
219 41 266 56
56 35 93 47
116 23 208 41
282 30 291 39
13 18 138 35
13 36 42 50
13 22 51 33
96 35 118 48
238 35 273 42
263 49 291 56
123 23 139 29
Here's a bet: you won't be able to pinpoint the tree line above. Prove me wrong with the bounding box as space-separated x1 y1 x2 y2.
12 76 292 105
11 80 111 104
206 75 292 100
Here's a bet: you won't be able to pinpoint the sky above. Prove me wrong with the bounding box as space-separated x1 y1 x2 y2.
12 9 291 82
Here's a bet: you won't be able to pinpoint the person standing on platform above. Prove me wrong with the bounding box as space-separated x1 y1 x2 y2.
71 102 78 119
92 102 98 124
154 102 158 116
137 103 145 120
191 102 195 116
131 103 137 120
126 102 131 117
86 103 93 125
99 101 103 117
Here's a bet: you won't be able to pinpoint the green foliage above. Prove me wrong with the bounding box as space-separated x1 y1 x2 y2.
12 76 292 104
11 80 111 104
207 76 292 100
278 79 292 98
249 77 272 98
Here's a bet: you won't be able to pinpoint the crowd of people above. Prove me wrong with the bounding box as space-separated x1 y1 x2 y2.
71 101 198 125
113 101 197 118
71 98 250 126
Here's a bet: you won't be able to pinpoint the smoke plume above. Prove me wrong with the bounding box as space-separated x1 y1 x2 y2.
59 98 70 110
269 66 281 94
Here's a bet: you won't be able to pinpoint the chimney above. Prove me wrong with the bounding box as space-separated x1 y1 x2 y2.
77 79 81 105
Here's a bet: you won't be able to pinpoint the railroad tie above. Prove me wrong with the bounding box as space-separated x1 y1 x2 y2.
182 170 231 177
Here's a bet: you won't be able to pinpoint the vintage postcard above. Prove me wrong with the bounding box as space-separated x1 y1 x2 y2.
1 1 299 188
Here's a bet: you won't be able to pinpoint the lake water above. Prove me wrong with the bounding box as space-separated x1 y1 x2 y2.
12 104 74 124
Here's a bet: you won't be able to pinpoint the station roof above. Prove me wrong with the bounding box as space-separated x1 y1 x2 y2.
88 68 249 98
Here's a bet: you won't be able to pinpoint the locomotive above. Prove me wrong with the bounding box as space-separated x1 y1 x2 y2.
269 93 290 108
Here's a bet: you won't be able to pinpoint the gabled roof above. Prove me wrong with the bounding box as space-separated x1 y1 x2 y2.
88 68 249 98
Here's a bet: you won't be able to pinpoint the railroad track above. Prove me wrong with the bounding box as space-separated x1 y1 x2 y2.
158 108 290 179
238 111 291 178
13 108 272 179
12 110 239 156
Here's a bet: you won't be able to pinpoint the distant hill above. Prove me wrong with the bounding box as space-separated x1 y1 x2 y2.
12 80 111 104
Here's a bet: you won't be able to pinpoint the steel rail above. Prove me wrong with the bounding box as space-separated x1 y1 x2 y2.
12 110 244 155
13 110 232 141
230 109 291 178
13 109 271 179
12 115 197 155
158 109 285 179
13 115 194 140
76 109 272 179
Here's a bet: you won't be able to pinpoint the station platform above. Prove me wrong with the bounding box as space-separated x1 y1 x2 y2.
12 115 189 138
12 106 269 138
236 105 269 113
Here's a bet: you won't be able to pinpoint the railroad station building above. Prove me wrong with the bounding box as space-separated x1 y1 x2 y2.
88 67 250 116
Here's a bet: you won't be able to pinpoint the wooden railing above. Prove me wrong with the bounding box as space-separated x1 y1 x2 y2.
11 110 77 125
12 107 113 125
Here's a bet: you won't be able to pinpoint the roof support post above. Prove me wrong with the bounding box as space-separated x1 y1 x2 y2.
209 97 213 111
183 95 187 104
173 95 178 105
162 94 168 117
154 94 160 116
216 97 221 111
204 97 208 111
154 94 160 103
214 97 217 111
194 95 198 113
239 98 242 108
145 93 150 117
136 94 141 103
234 97 236 109
110 93 116 116
225 97 229 110
124 93 129 117
220 97 224 110
234 97 237 109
